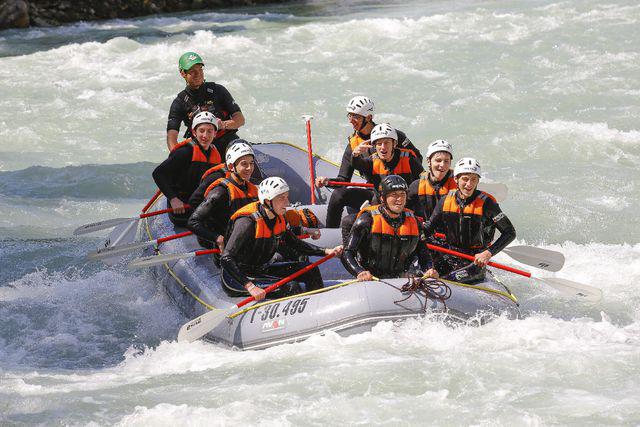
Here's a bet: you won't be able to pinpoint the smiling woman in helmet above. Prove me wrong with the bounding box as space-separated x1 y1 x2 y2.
343 175 436 282
187 140 258 251
220 177 343 301
166 51 245 154
152 111 223 226
315 96 423 228
423 157 516 283
407 139 457 222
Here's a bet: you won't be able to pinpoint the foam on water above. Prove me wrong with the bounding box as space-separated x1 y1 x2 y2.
1 0 639 424
2 309 639 424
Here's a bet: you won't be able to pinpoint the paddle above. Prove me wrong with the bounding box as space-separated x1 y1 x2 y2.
426 244 602 302
128 248 220 269
73 205 189 235
302 114 317 204
431 233 565 272
127 232 314 269
88 231 193 261
141 189 162 213
501 245 565 272
177 253 336 343
326 181 508 202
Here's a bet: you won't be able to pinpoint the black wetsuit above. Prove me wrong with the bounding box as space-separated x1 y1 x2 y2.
167 81 242 155
339 149 425 244
342 206 432 279
424 189 516 283
187 166 228 209
152 141 221 226
324 127 421 228
220 203 327 298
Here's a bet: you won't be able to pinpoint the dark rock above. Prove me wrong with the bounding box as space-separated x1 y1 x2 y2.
3 0 288 29
0 0 29 29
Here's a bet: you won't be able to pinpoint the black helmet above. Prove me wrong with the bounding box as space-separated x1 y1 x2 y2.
378 175 408 197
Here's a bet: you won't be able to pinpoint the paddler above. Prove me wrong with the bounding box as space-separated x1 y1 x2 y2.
187 140 258 250
339 123 424 245
343 175 437 281
315 96 422 228
166 51 245 154
221 177 342 301
407 139 457 221
423 158 516 283
152 111 222 226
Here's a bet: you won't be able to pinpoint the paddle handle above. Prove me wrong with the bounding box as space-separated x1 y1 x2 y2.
326 181 374 188
194 248 221 257
236 253 335 309
304 117 317 205
141 189 162 213
157 231 193 244
139 204 191 219
426 244 531 278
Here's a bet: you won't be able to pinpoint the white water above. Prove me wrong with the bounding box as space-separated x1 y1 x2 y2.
1 0 639 424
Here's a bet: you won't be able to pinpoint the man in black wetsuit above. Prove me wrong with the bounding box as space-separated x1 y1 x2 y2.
338 123 424 246
343 175 436 281
153 111 222 226
220 177 343 301
315 96 422 228
423 157 517 283
166 51 245 154
187 141 258 250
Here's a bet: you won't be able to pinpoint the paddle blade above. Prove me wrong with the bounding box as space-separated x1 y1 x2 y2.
73 217 133 235
88 239 154 261
503 246 565 272
178 306 236 343
128 251 193 269
478 182 508 203
540 277 603 302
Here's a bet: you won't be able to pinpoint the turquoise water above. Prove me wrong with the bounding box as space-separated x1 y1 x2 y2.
1 1 639 424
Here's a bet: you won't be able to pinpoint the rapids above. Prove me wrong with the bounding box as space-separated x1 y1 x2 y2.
1 0 639 424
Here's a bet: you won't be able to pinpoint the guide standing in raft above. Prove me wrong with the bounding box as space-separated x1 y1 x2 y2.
166 51 245 154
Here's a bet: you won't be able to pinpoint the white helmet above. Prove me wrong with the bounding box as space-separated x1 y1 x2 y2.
225 140 254 166
454 157 481 177
426 139 453 159
192 111 220 131
346 96 375 117
370 123 398 143
258 177 290 204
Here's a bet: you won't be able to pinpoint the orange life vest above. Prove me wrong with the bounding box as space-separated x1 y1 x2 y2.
441 190 496 251
204 177 258 214
230 201 287 240
356 205 420 276
416 170 458 220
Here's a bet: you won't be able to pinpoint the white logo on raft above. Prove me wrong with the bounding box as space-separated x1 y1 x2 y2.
262 318 286 332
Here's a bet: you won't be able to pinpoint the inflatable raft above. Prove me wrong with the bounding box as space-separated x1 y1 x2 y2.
140 142 520 350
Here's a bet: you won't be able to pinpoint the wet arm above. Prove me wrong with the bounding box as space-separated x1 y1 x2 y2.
423 198 445 238
186 187 230 243
282 230 326 257
152 148 191 201
166 98 185 151
220 217 254 285
485 200 516 255
342 213 372 277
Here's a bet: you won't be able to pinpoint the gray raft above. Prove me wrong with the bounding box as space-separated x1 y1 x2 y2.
140 142 520 350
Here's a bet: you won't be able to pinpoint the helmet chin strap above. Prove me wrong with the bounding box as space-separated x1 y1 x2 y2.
358 116 372 133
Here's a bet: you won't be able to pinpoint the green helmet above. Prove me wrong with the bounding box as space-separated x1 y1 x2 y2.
179 52 204 72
